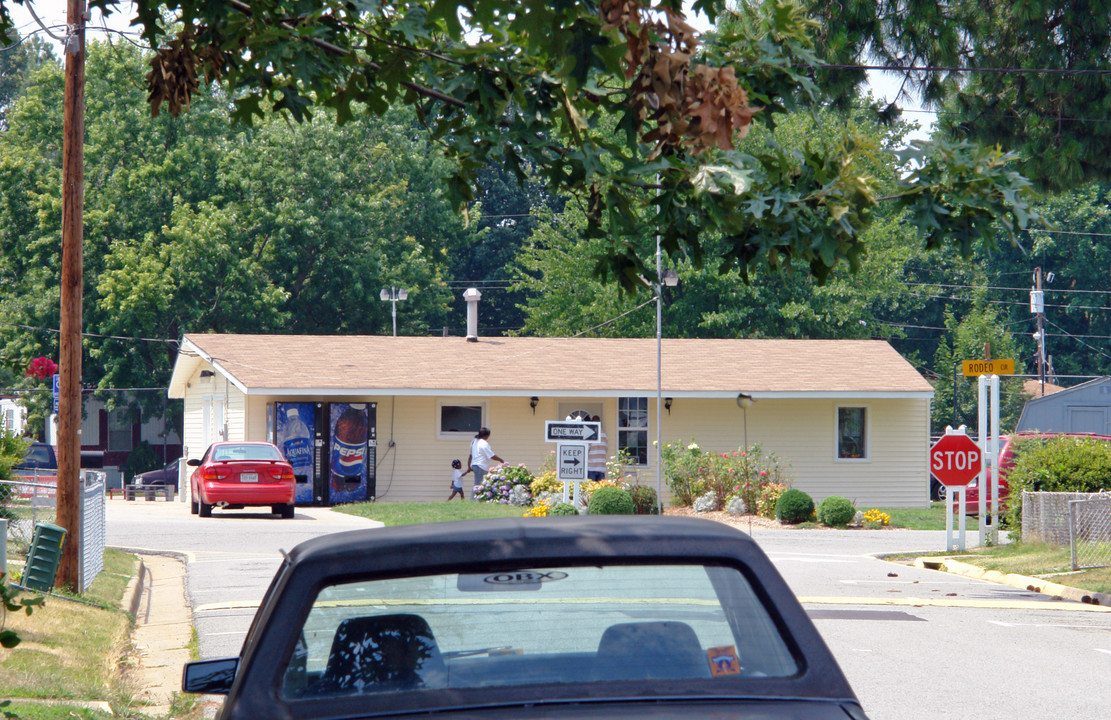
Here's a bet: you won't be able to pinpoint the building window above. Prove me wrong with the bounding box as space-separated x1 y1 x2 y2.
618 397 648 465
108 407 135 452
438 402 484 438
837 407 867 460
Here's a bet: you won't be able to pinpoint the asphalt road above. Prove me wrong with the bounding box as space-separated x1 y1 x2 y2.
106 500 1111 719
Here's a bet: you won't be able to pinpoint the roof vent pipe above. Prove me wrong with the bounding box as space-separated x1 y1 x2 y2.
463 288 482 342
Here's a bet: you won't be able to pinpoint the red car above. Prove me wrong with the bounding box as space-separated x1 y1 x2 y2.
188 441 296 519
952 433 1111 515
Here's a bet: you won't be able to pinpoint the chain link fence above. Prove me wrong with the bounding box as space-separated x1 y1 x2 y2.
1021 491 1111 571
2 469 107 591
1069 495 1111 571
2 471 58 564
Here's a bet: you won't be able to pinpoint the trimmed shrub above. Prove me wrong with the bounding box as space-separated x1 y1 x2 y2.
775 488 815 524
628 485 659 515
817 496 855 527
587 486 635 515
550 502 577 516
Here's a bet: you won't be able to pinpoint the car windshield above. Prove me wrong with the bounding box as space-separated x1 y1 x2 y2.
281 563 798 700
211 444 282 462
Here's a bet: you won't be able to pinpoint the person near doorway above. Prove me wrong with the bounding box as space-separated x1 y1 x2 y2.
447 459 466 501
462 427 504 491
588 415 607 481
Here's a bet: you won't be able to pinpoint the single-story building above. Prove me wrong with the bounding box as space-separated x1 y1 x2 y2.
1017 376 1111 434
167 334 934 507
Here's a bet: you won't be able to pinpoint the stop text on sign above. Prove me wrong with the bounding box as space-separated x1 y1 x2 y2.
932 448 980 472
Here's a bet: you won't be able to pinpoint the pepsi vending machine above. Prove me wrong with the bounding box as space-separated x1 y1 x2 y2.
326 402 376 504
274 402 376 505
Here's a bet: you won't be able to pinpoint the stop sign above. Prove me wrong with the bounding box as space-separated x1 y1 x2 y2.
930 434 982 486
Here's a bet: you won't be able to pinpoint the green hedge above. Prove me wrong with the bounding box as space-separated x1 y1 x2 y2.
1005 435 1111 526
775 488 814 524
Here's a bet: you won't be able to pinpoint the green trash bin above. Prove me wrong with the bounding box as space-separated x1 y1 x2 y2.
23 523 67 592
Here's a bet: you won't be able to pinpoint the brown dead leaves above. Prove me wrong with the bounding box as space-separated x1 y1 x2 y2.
601 0 759 156
147 29 223 118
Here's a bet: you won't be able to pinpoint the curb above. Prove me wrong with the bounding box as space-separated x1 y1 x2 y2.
123 556 147 619
915 556 1111 608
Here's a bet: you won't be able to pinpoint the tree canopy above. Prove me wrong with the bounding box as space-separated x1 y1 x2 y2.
0 0 1046 288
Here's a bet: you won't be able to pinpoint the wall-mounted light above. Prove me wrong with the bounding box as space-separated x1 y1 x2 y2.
664 397 673 415
529 396 539 414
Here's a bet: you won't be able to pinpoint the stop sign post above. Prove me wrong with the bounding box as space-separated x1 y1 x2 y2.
931 431 982 551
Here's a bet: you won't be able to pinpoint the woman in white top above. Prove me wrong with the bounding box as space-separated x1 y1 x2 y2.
461 427 504 489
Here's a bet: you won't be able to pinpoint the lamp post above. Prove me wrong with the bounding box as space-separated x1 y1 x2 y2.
655 239 679 514
379 287 408 336
736 393 753 452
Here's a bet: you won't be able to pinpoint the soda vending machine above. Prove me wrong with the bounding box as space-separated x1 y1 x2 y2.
327 402 376 504
274 402 377 505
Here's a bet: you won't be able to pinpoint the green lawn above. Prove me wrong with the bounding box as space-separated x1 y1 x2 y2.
0 549 137 718
876 503 951 531
333 501 527 526
953 542 1111 595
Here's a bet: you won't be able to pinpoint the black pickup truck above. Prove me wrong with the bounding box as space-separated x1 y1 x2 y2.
184 515 869 720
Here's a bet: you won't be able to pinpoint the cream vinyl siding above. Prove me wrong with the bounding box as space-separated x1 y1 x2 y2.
207 387 930 507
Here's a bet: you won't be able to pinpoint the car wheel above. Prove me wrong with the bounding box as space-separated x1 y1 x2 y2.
199 500 213 518
281 503 295 519
935 483 947 501
190 497 198 515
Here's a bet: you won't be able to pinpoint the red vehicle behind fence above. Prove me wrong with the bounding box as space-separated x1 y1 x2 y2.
952 433 1111 515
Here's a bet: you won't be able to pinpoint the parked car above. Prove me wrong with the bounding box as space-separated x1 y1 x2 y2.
14 441 57 471
951 432 1111 515
132 458 182 491
183 515 870 719
188 442 295 519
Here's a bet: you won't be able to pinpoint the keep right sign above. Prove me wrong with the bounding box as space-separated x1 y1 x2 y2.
930 434 982 487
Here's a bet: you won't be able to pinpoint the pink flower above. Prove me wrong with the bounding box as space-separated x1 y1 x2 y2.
759 470 768 477
26 356 58 380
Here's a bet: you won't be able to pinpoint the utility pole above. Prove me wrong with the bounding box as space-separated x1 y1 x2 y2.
1031 267 1046 397
56 0 86 591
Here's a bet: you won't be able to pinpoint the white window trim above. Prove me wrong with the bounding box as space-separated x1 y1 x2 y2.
834 404 870 462
436 399 487 441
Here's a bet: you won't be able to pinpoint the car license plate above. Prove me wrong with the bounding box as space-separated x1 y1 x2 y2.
240 472 258 483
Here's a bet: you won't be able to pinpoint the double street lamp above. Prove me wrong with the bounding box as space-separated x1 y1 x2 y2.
379 287 408 336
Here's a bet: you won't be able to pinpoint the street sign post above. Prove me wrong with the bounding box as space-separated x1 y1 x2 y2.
545 421 600 443
557 442 588 505
931 430 982 551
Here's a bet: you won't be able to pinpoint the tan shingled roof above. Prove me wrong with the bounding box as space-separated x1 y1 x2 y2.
175 334 931 398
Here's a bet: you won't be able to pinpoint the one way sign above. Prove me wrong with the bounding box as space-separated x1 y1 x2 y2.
545 421 600 443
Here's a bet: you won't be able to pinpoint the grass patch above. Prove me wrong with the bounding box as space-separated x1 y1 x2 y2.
0 549 138 709
955 542 1111 594
334 501 528 526
871 503 951 531
2 703 116 720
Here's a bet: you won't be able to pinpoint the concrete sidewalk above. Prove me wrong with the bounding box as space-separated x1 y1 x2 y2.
123 552 202 716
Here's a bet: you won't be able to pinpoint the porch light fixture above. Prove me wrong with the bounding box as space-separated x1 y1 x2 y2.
664 397 672 414
530 396 539 414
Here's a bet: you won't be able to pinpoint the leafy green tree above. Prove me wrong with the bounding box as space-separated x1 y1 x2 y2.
802 0 1111 192
0 0 1044 290
931 307 1027 434
0 30 53 131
